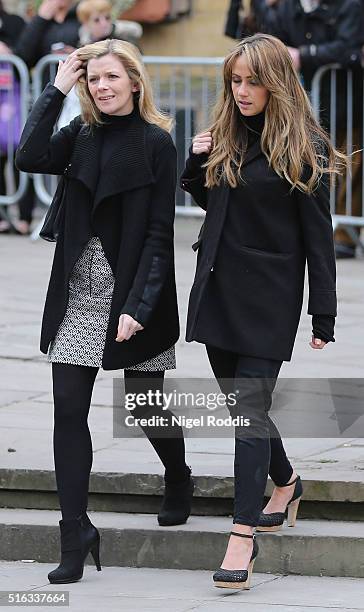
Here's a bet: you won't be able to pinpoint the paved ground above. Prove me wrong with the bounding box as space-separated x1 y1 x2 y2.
0 562 363 612
0 217 364 609
0 218 364 479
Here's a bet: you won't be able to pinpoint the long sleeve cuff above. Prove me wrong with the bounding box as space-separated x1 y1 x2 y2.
184 145 209 173
312 314 336 343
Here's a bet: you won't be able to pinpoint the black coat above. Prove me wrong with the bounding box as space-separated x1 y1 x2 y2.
224 0 278 39
181 141 337 362
265 0 363 86
15 9 80 68
0 10 25 49
16 84 179 370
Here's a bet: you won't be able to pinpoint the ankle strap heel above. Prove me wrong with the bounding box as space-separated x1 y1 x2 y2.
213 531 258 589
278 475 300 487
230 531 255 539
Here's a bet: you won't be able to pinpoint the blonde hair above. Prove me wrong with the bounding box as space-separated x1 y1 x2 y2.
76 39 173 131
204 33 347 193
76 0 111 23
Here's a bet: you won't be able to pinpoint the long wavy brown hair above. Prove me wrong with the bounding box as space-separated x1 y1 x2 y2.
76 39 173 132
204 33 347 193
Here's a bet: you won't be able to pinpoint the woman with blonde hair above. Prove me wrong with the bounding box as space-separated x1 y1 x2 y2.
181 33 343 589
16 39 194 584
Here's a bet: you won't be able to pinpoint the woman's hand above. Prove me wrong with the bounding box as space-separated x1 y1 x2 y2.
309 336 327 350
38 0 61 20
116 314 144 342
192 131 213 155
54 50 85 96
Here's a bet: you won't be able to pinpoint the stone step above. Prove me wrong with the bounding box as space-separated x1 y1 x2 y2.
0 509 363 578
1 468 364 521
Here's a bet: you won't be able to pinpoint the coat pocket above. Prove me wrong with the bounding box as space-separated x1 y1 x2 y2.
239 245 292 258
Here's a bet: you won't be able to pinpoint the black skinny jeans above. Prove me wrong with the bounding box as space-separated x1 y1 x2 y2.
206 345 293 527
52 363 190 520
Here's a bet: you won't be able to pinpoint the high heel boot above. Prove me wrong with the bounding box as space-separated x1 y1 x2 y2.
256 474 303 532
157 469 194 526
48 513 101 584
213 532 259 589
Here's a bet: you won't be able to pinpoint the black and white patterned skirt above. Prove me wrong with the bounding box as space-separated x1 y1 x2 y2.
48 236 176 370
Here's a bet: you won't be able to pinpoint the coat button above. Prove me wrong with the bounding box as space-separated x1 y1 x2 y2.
305 32 312 39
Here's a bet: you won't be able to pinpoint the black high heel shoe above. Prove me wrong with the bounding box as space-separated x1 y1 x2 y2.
213 532 258 589
48 513 101 584
256 474 303 532
157 470 194 526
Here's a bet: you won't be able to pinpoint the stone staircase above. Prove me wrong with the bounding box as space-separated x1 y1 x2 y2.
1 468 363 578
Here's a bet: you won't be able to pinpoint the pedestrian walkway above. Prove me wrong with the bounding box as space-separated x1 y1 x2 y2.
0 562 363 612
0 218 364 607
0 219 363 480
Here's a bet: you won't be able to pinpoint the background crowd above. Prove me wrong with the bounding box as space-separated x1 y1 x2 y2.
0 0 363 257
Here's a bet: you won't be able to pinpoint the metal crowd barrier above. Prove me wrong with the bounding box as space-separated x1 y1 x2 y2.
31 54 224 223
311 64 364 251
0 54 30 229
2 55 364 249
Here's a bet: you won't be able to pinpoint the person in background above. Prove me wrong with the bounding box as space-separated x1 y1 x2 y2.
225 0 279 39
265 0 363 258
12 0 81 234
0 0 32 234
0 0 24 51
15 0 80 68
77 0 142 46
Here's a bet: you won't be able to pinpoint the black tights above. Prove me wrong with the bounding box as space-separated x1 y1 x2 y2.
52 363 190 520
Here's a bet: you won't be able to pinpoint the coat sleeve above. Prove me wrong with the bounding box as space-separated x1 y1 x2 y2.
120 136 177 327
180 148 209 211
296 174 337 316
15 83 82 175
224 0 242 39
299 0 362 69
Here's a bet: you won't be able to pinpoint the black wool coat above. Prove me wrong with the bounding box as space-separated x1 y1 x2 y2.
181 142 337 362
16 84 179 370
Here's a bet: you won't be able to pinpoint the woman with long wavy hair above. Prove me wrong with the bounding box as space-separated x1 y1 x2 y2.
181 33 345 589
16 39 194 584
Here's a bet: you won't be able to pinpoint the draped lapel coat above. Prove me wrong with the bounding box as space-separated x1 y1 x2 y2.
181 144 337 362
16 84 179 370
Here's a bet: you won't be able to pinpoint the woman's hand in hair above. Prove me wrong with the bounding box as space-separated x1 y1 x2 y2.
116 314 144 342
54 50 85 96
309 337 327 350
192 132 213 156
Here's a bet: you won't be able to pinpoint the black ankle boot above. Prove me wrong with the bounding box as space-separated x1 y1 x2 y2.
157 471 194 526
48 514 101 584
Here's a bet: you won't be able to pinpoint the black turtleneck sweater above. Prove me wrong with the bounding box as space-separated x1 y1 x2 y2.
100 107 138 170
195 111 335 344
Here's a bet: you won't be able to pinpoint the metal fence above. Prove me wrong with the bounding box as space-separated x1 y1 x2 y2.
311 64 364 251
1 55 364 248
0 54 30 229
31 54 223 218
